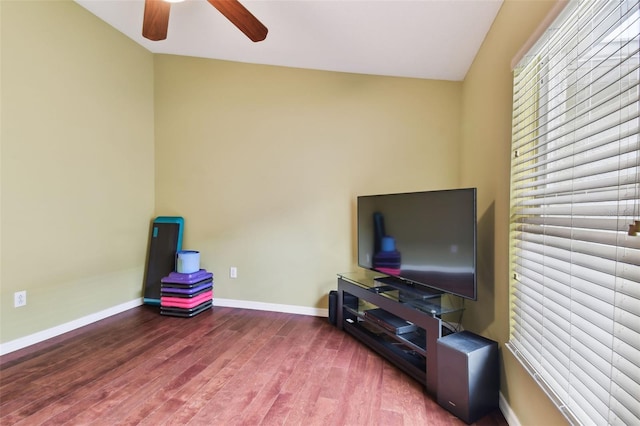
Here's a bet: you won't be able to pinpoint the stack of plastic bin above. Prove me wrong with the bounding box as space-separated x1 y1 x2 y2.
160 269 213 317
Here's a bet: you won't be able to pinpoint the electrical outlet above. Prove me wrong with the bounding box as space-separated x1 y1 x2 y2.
14 291 27 308
230 267 237 279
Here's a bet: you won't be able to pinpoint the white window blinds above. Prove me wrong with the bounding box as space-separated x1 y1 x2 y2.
508 1 640 425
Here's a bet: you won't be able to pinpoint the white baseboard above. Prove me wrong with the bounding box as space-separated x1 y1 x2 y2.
499 391 520 426
213 298 329 318
0 298 143 356
0 298 328 357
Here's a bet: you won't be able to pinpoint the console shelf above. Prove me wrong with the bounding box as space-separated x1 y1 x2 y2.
342 306 427 356
337 271 463 395
343 319 427 385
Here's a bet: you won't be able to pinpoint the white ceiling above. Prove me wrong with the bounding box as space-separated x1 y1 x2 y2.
75 0 503 81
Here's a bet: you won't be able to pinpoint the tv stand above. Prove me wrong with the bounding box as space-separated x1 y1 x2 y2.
337 271 463 395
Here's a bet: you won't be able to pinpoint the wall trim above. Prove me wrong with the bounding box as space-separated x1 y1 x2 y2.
0 298 328 357
213 298 329 318
0 298 143 356
499 391 521 426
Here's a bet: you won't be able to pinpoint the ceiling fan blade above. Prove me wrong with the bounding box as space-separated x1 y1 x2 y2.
206 0 268 42
142 0 171 41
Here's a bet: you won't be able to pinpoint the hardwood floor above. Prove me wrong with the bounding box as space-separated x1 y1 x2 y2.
0 306 508 425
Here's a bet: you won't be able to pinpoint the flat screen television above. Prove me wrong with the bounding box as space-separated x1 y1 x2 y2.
357 187 477 300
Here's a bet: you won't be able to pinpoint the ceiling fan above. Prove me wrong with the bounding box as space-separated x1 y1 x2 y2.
142 0 268 42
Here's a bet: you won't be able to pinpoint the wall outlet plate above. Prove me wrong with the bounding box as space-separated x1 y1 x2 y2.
14 291 27 307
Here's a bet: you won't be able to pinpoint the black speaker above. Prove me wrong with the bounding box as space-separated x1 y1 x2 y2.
437 331 499 424
328 290 337 326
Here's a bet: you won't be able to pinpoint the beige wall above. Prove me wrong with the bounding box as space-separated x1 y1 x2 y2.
0 1 155 342
154 55 462 307
460 0 567 424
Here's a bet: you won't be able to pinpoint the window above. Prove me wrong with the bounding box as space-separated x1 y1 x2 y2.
508 1 640 425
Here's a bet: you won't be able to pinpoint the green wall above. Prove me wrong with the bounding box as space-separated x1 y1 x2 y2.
153 55 462 308
460 0 567 424
0 0 155 342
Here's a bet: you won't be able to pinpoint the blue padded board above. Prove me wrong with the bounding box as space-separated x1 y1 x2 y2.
143 216 184 305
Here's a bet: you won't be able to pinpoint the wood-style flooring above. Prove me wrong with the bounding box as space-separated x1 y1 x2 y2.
0 306 508 425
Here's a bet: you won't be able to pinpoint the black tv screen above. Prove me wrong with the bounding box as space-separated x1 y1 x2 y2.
357 188 477 300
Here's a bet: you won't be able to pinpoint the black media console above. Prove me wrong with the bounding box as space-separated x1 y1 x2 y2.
336 272 500 422
336 271 464 396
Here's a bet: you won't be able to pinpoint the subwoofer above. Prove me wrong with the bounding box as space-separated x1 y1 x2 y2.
437 331 499 424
